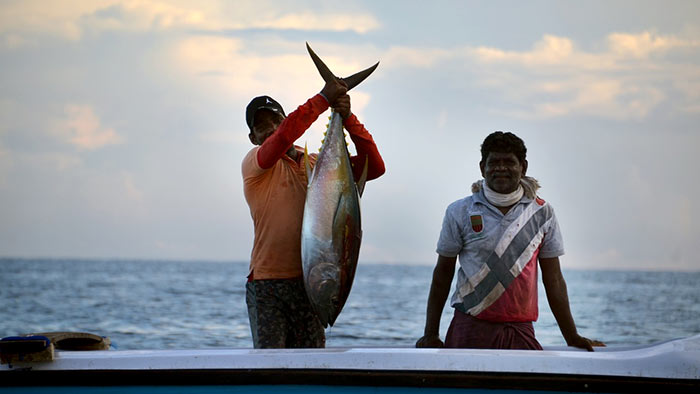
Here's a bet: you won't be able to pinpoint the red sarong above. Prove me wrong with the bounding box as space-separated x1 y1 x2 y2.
444 309 543 350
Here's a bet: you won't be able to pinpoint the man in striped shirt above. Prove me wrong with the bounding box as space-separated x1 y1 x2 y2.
417 132 604 351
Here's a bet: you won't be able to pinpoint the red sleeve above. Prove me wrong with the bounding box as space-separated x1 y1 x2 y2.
345 114 385 181
256 94 329 169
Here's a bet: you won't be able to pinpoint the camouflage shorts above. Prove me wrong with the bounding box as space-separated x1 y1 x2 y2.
245 278 325 349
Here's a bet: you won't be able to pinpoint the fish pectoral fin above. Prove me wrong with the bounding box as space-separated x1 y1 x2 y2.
304 143 312 184
331 193 360 253
332 195 346 236
331 193 355 249
356 155 369 197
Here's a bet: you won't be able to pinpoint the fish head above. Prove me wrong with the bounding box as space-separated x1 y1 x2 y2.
306 262 341 327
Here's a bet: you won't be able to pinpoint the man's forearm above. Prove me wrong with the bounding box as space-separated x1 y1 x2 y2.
423 256 456 336
542 265 579 343
424 287 449 336
256 94 329 168
345 114 385 181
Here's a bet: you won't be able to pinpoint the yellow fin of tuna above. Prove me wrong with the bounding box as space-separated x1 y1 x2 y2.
304 143 312 184
356 154 369 197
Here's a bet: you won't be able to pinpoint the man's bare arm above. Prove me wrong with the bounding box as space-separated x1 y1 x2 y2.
540 256 605 351
416 255 457 348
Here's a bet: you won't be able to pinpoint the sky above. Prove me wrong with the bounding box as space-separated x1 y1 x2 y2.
1 0 699 271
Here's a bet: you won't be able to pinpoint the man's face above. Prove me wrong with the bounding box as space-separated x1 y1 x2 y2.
249 109 284 145
480 152 527 194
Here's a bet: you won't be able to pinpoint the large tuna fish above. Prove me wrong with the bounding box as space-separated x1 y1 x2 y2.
301 43 379 328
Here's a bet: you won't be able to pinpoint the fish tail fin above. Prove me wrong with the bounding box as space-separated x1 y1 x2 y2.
343 62 379 91
306 42 379 91
356 155 369 197
306 42 337 84
304 143 312 184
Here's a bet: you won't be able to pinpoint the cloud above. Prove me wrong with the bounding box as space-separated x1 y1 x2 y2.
473 32 698 119
80 1 208 32
377 30 699 120
607 31 696 58
246 11 379 33
172 36 380 93
0 1 96 42
472 31 699 66
473 35 578 66
171 36 316 118
0 1 380 48
55 105 124 150
171 35 376 148
0 1 212 42
515 78 666 120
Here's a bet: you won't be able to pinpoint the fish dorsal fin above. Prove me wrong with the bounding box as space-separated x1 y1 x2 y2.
356 155 369 197
304 143 312 185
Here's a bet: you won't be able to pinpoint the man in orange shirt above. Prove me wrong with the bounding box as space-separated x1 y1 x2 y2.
242 78 385 348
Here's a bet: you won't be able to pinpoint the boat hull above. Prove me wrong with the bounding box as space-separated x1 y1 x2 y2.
2 335 699 392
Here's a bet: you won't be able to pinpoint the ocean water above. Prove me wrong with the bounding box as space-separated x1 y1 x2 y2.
1 258 698 350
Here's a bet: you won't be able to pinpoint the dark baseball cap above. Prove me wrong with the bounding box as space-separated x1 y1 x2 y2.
245 96 285 131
